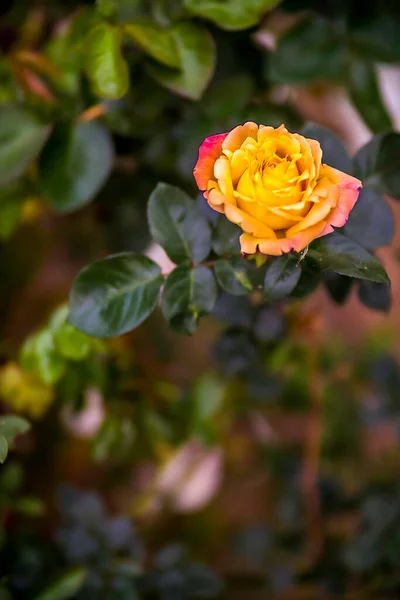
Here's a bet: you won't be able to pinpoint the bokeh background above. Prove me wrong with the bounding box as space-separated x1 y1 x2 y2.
2 0 400 598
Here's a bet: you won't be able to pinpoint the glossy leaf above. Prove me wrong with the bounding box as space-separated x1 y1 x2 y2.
309 232 390 283
35 568 86 600
148 22 215 100
353 133 400 200
214 257 253 296
301 122 352 173
39 122 114 212
184 0 280 31
344 188 394 250
350 15 400 63
162 265 217 334
69 253 163 338
212 217 241 255
325 273 354 304
358 280 391 312
347 58 392 134
269 16 346 84
85 23 129 99
147 183 211 263
124 20 180 68
0 438 7 464
0 105 49 187
264 255 301 302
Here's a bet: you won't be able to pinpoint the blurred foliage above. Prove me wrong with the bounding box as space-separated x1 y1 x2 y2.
1 0 400 598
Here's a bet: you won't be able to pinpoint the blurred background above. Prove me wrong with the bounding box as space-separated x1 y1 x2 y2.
1 0 400 598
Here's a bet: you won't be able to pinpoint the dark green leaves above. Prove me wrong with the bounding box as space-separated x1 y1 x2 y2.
0 106 49 187
347 59 392 134
85 23 129 99
264 255 301 302
353 133 400 200
214 257 253 296
358 280 391 312
39 122 114 212
309 233 390 284
162 265 217 334
344 188 394 250
69 253 163 337
148 183 211 264
269 16 346 84
212 217 241 255
123 20 180 68
148 22 215 100
184 0 280 31
301 123 352 173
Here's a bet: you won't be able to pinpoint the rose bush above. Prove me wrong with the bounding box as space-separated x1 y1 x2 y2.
194 123 362 256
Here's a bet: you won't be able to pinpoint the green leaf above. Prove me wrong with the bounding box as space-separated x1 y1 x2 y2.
0 416 30 443
148 183 212 263
69 253 163 338
301 122 352 173
15 496 45 517
212 217 241 255
358 280 391 312
0 105 49 187
192 374 225 423
353 133 400 201
347 59 392 134
0 194 22 240
184 0 280 30
39 122 114 213
148 22 215 100
0 438 8 464
53 322 92 361
269 16 346 84
350 15 400 63
214 257 253 296
309 232 390 283
0 587 12 600
264 255 301 302
344 188 394 250
21 331 66 385
162 264 217 334
35 568 86 600
325 273 354 304
85 23 129 99
124 20 180 68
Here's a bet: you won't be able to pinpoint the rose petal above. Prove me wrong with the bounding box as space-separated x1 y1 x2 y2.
323 165 362 228
194 132 228 190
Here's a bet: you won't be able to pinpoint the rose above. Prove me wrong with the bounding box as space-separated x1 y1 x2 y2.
194 122 361 256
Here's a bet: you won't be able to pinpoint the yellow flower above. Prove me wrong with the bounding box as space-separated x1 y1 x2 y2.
194 123 361 256
0 363 54 419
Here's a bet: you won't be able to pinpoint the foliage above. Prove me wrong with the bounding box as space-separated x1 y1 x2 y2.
1 0 400 598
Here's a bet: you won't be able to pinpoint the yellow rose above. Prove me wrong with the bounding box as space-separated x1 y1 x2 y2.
194 123 361 256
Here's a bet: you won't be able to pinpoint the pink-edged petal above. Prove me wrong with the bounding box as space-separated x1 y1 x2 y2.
240 220 328 256
286 194 338 236
193 132 228 191
324 166 362 228
287 220 328 252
